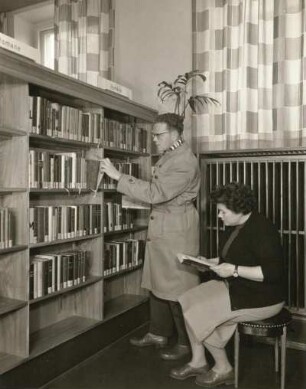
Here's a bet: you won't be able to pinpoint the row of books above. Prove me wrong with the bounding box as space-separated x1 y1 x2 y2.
30 250 89 299
104 119 148 153
29 205 101 244
104 239 145 276
29 96 103 143
101 161 140 189
0 207 13 249
29 96 148 152
104 201 135 232
29 149 88 189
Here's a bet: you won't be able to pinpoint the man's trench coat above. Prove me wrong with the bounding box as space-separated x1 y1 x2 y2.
117 142 201 301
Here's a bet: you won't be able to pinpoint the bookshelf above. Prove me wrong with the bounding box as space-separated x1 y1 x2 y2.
0 47 156 375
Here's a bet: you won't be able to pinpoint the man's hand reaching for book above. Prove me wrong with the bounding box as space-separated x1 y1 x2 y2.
100 158 122 181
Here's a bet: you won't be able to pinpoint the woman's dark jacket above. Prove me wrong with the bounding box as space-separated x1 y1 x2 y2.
219 212 285 310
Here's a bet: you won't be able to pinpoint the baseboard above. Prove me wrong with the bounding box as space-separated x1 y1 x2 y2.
0 300 149 389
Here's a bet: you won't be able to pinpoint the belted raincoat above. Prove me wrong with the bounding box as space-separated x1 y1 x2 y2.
117 142 201 301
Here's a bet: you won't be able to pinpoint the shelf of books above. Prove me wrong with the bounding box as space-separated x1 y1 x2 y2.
0 47 156 374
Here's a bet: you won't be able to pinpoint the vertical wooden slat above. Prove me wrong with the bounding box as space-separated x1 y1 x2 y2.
257 162 261 212
295 162 299 309
265 161 269 218
230 163 233 182
304 161 306 309
280 162 284 244
288 161 292 307
216 162 220 249
209 163 213 258
272 162 276 224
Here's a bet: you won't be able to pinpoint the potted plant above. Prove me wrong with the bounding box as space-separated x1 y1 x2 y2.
157 70 219 118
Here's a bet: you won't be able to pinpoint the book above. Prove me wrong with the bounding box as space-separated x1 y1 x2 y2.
177 253 213 270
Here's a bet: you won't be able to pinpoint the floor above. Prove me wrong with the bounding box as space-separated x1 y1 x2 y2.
42 324 306 389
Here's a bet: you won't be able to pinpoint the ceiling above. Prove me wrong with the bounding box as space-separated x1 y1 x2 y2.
0 0 48 12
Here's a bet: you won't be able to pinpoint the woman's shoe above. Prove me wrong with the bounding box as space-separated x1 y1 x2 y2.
129 333 167 348
195 369 235 387
170 363 209 380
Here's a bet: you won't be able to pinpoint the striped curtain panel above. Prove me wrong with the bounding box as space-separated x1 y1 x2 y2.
54 0 115 85
192 0 306 151
0 13 7 34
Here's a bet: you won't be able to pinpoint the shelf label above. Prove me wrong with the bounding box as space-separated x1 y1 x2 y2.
0 33 39 62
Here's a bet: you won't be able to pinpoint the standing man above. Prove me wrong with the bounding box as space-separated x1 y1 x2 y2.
100 113 201 360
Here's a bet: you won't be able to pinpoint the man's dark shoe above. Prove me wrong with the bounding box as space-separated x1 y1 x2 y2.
195 368 234 387
130 332 167 348
160 344 191 360
170 363 209 380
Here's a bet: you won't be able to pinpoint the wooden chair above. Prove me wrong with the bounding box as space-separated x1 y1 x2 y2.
234 308 292 389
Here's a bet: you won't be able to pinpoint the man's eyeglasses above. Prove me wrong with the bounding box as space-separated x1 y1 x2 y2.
152 132 169 139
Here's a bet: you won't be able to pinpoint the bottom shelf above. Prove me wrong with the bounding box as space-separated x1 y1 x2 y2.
0 353 24 375
30 315 100 358
29 294 148 358
0 295 149 388
104 294 148 321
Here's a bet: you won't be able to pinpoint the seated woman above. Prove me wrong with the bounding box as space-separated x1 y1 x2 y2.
170 182 285 387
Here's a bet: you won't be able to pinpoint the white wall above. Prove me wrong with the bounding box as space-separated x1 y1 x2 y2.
13 14 36 46
115 0 192 112
11 0 192 113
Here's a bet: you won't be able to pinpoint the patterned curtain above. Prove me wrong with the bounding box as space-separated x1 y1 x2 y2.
192 0 306 151
0 13 7 34
54 0 115 85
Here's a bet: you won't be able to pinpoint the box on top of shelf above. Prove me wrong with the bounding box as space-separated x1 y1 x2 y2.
0 33 39 63
98 77 132 100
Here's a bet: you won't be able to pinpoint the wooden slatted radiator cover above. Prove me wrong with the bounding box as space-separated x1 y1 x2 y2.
199 148 306 316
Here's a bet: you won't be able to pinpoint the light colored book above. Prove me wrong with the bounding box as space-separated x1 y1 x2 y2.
177 253 213 270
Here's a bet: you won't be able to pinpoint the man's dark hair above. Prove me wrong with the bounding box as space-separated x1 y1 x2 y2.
154 113 184 134
210 182 257 214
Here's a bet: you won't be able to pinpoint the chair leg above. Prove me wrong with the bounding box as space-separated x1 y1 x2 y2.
275 337 279 372
280 327 287 389
234 328 240 388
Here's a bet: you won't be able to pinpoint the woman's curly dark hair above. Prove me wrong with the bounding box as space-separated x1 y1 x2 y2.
210 182 257 214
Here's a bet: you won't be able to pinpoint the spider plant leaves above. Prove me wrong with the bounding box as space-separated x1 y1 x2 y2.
158 84 183 102
188 95 219 113
157 70 219 118
174 75 187 85
192 94 219 105
158 90 176 102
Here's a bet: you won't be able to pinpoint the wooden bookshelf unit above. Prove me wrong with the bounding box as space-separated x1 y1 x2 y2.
0 47 155 379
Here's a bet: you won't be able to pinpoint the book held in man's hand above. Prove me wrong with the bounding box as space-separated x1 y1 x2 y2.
177 253 213 270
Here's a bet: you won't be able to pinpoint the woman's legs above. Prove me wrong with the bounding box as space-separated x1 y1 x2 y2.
204 342 232 373
169 320 209 380
185 320 208 368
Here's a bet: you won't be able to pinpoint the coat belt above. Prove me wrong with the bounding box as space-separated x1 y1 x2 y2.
151 202 195 214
